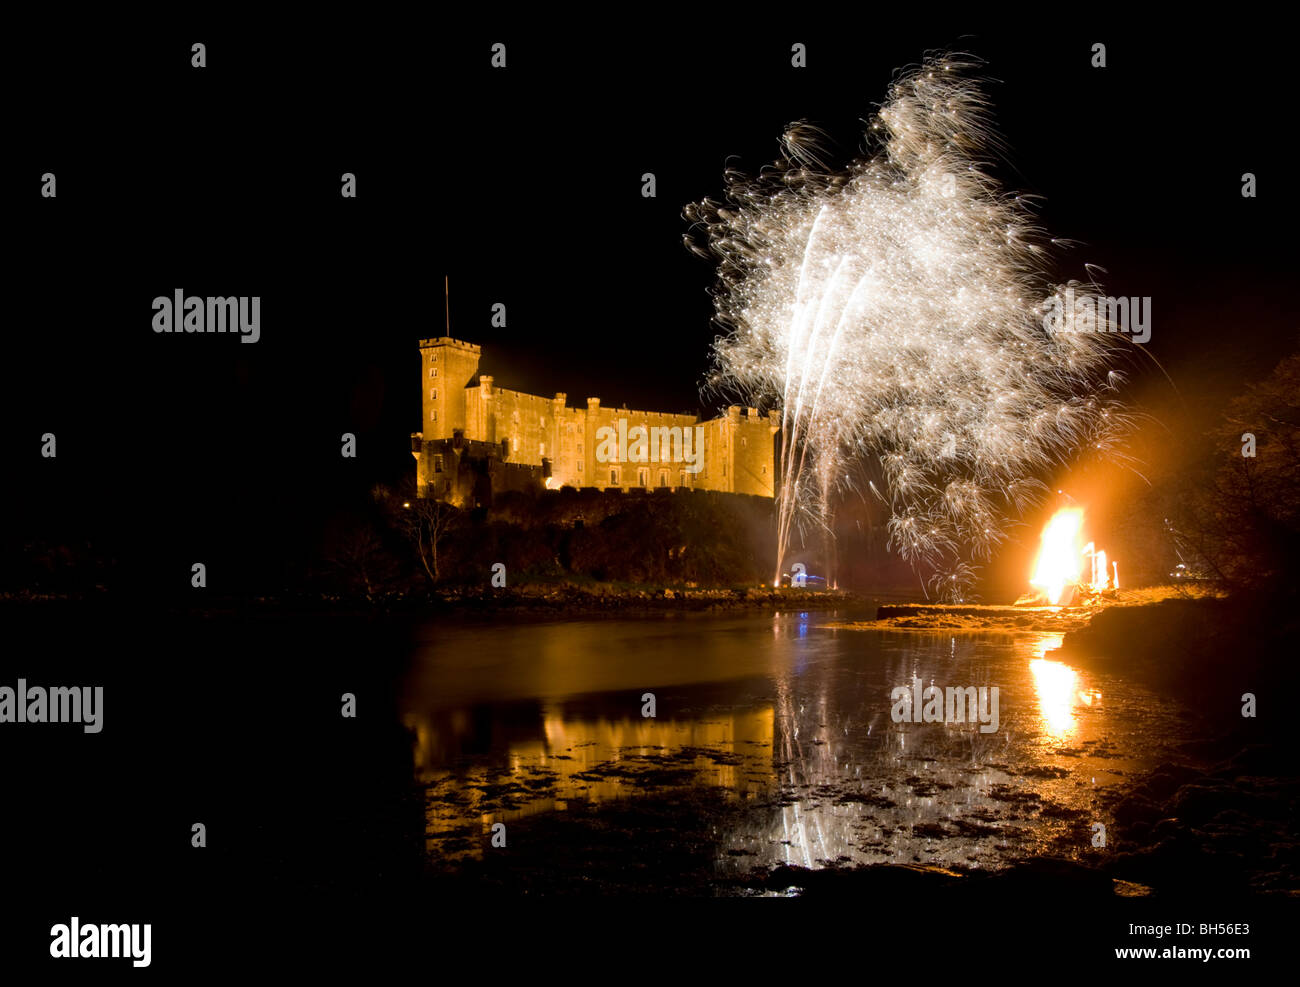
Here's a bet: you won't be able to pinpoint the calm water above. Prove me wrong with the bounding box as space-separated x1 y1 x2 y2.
400 611 1192 878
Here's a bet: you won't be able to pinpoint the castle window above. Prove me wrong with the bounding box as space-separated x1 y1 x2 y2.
638 469 648 487
762 465 767 474
679 471 686 487
430 410 437 422
741 437 747 447
722 462 726 477
434 455 443 474
431 388 439 400
578 461 583 473
610 468 619 485
429 367 438 378
658 471 667 487
539 442 545 457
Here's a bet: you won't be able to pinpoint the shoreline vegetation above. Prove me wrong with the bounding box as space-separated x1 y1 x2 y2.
0 578 1236 623
0 583 864 616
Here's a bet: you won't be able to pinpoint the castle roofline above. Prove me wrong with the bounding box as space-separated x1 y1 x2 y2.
419 335 481 353
422 336 772 426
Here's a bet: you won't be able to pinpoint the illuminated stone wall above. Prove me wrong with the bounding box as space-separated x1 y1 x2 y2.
413 336 777 499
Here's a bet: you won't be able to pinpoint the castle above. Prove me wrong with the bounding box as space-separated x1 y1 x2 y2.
411 337 778 507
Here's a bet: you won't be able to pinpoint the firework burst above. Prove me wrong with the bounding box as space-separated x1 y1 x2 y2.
686 54 1135 600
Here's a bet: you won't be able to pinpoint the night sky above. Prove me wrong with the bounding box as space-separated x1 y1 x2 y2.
7 21 1293 592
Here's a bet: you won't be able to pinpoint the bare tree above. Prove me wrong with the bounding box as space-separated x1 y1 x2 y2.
373 483 460 585
324 525 395 601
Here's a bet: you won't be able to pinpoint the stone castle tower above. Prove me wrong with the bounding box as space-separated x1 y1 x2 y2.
412 336 778 505
419 336 481 439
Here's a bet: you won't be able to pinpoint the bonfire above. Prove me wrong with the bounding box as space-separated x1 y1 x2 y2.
1017 507 1118 607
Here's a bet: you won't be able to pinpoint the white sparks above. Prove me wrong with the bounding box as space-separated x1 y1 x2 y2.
686 55 1134 600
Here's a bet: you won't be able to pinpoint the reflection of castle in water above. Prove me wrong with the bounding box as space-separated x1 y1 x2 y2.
407 704 777 858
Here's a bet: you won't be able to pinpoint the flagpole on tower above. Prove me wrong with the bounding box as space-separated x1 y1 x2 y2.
445 275 450 334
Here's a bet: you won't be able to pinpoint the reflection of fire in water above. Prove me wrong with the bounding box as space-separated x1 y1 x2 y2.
1027 507 1118 606
1029 659 1079 735
1029 636 1102 736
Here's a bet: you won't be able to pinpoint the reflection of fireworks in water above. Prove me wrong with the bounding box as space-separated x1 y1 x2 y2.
686 55 1135 599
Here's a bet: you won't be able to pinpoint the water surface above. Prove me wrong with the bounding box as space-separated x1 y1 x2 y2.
401 611 1190 880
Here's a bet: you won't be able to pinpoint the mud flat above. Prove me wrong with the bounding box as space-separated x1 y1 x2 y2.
831 585 1221 634
859 602 1102 633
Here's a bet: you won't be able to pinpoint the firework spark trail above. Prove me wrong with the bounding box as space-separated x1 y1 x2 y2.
685 55 1136 599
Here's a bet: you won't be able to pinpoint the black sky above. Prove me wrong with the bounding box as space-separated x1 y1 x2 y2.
7 20 1293 590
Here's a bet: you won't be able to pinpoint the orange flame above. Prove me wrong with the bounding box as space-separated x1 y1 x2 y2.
1029 507 1117 605
1030 508 1085 605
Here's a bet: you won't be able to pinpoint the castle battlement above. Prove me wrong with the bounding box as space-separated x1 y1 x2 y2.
418 336 481 354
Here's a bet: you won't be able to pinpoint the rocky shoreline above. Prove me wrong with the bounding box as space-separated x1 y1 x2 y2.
731 737 1298 898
